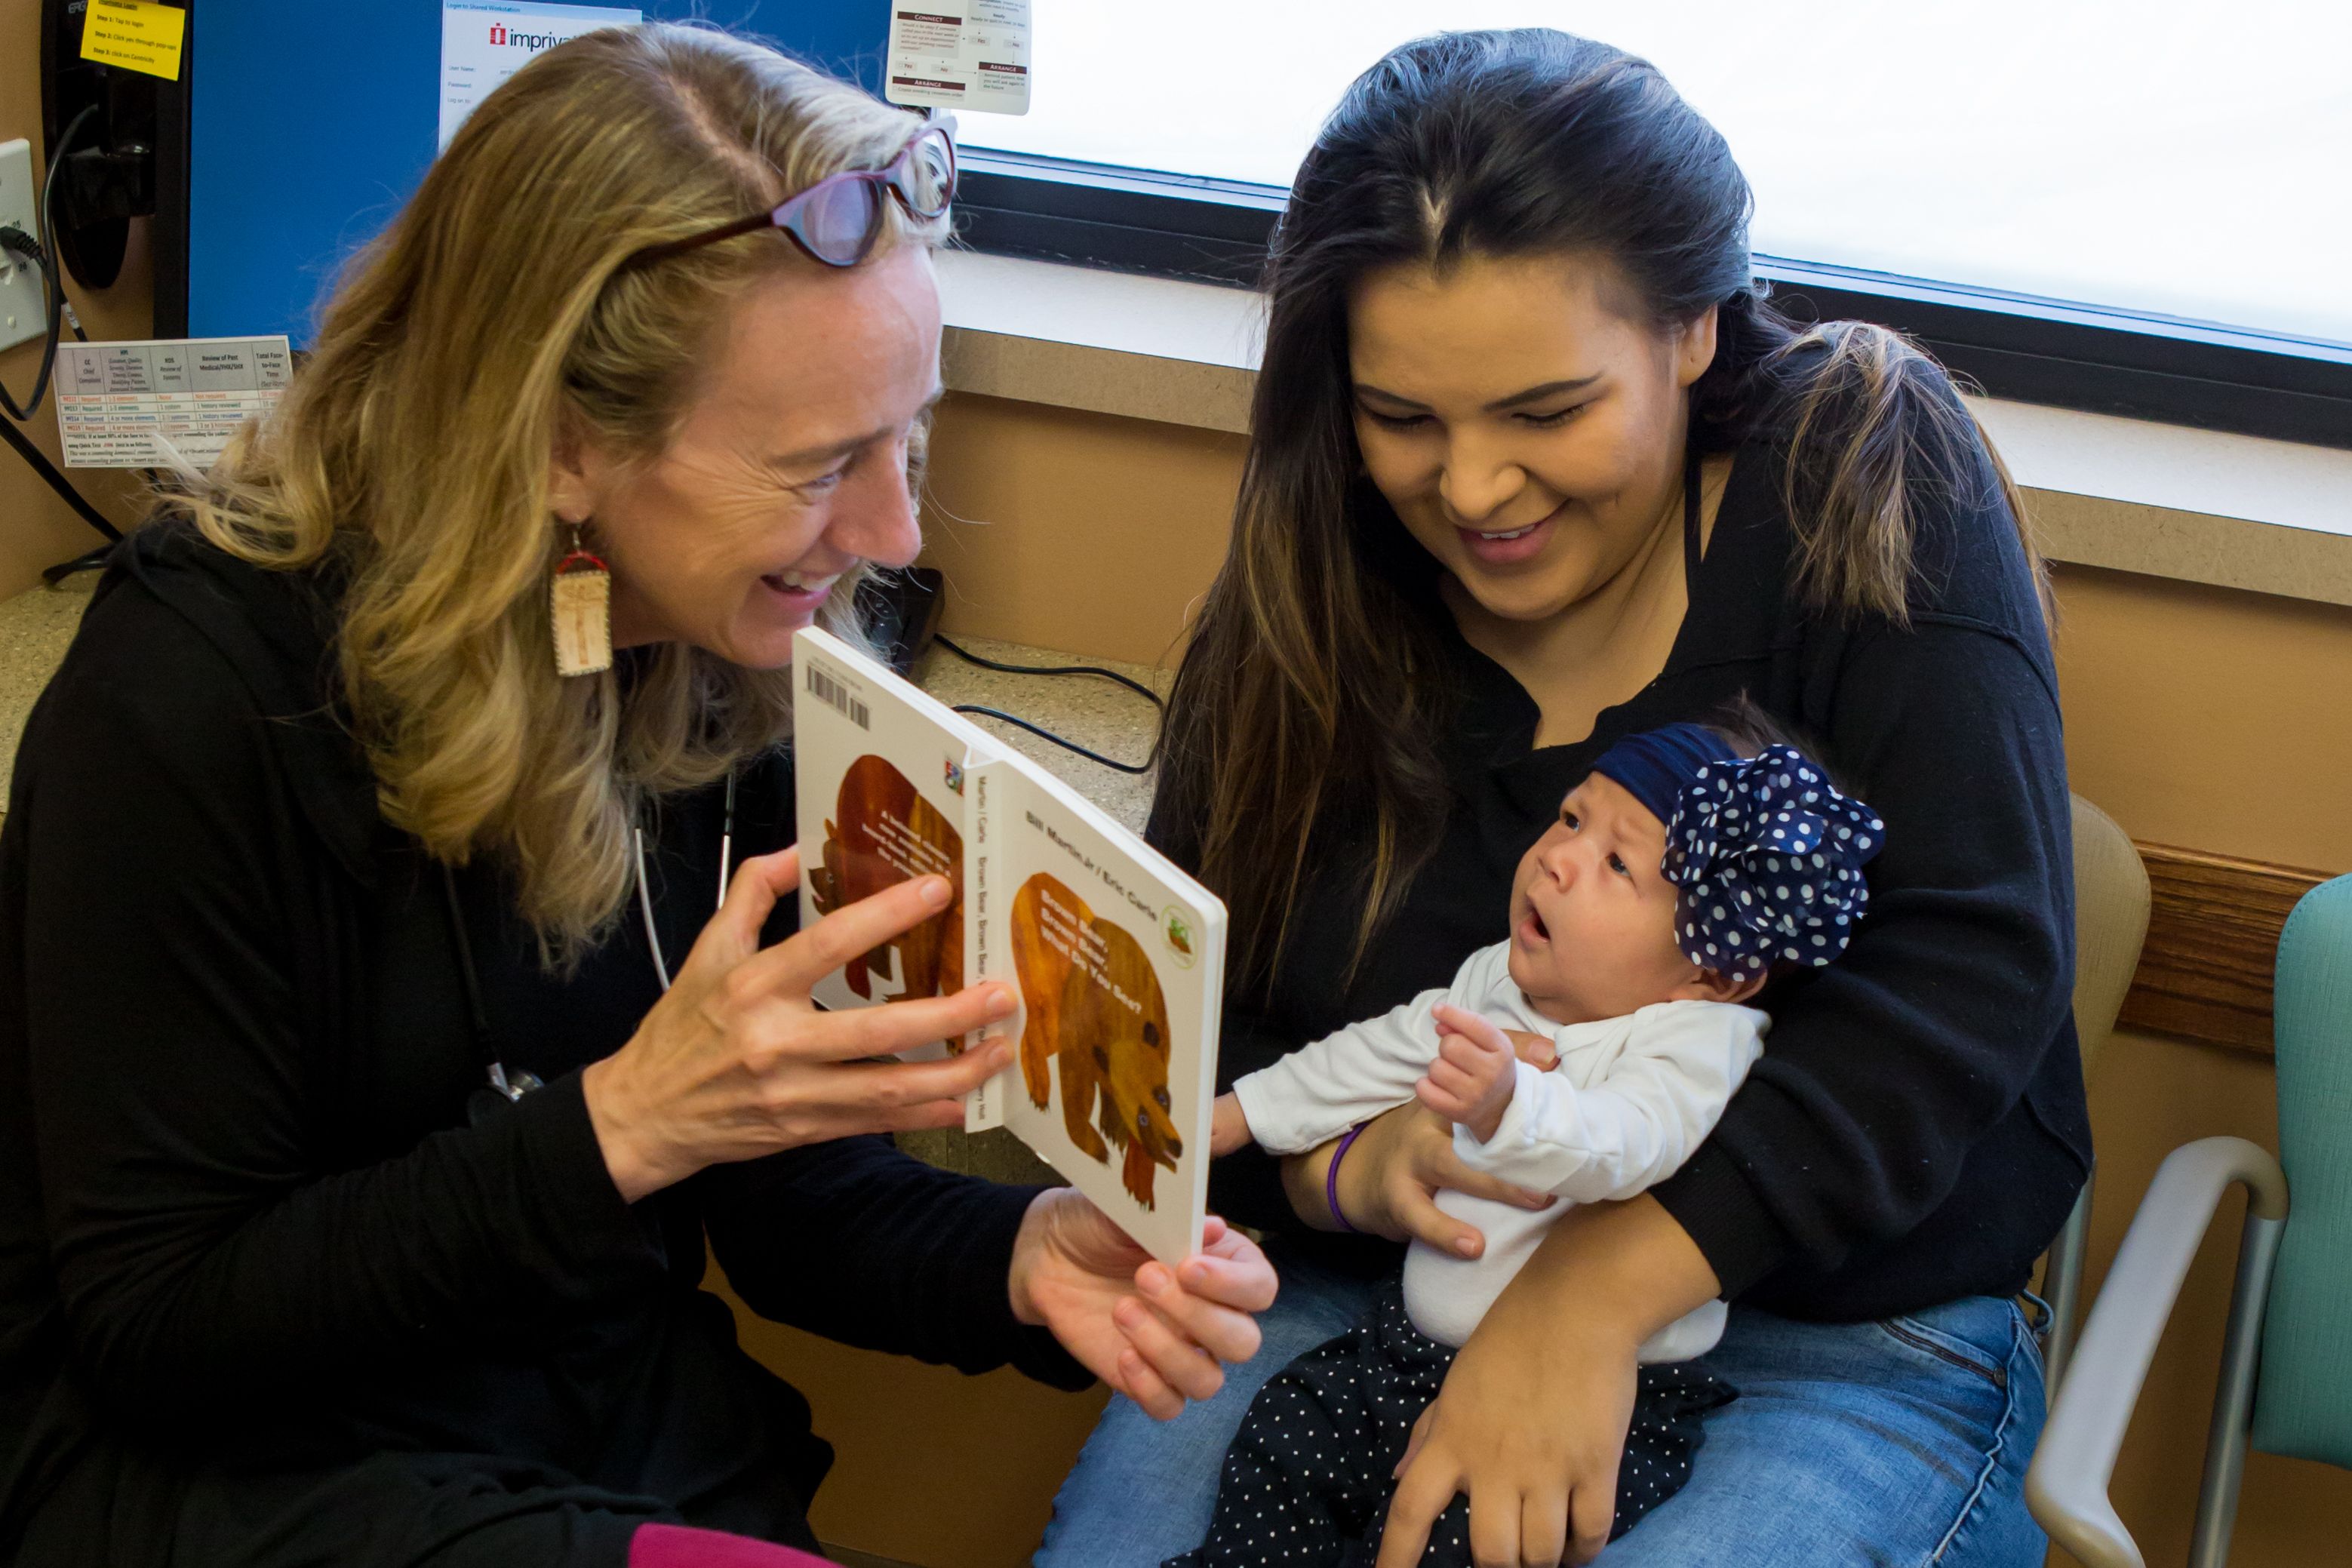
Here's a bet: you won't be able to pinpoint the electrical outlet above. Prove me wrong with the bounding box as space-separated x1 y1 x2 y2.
0 139 50 356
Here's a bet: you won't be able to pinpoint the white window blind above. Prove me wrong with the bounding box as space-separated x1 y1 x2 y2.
969 2 2350 348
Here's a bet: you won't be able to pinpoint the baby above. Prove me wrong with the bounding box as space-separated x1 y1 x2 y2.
1169 719 1883 1568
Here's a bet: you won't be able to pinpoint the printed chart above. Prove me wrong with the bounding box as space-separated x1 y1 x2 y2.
54 337 293 469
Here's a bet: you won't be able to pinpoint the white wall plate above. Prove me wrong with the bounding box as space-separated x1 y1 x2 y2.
0 140 50 356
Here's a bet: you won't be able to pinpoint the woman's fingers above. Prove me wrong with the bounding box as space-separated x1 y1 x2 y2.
785 983 1016 1064
1388 1173 1485 1258
1501 1028 1560 1071
1115 1346 1184 1421
1178 1226 1280 1315
754 872 956 995
1103 1225 1275 1411
1134 1260 1262 1367
1520 1487 1570 1568
720 1036 1011 1148
1392 1403 1436 1480
1444 1167 1553 1213
1421 1142 1554 1213
1376 1457 1459 1568
804 1041 1013 1116
1566 1469 1616 1566
1468 1486 1521 1568
684 847 804 973
1112 1292 1226 1404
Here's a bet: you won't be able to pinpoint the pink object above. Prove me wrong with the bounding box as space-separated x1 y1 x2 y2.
627 1522 841 1567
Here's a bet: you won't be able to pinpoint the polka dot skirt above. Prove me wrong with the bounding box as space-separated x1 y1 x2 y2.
1164 1280 1734 1567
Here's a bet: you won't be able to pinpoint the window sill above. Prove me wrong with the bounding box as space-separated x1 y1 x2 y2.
937 250 2352 609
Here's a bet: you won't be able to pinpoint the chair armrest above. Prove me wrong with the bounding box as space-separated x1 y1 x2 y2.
2025 1136 2287 1568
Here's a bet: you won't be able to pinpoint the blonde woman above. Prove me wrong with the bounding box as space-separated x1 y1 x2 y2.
0 25 1271 1568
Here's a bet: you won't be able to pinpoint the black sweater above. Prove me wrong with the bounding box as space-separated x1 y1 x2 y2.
1167 422 2091 1322
0 527 1084 1567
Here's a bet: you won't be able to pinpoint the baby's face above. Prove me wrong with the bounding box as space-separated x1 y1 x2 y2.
1506 773 1713 1025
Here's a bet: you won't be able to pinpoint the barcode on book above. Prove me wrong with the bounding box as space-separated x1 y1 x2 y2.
806 664 871 730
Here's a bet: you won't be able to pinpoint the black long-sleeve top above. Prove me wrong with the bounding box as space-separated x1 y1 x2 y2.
1163 415 2091 1322
0 525 1084 1567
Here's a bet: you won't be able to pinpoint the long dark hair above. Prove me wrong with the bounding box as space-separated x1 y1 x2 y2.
1156 28 2040 994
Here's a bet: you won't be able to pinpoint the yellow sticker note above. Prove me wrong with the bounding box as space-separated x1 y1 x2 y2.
78 0 186 81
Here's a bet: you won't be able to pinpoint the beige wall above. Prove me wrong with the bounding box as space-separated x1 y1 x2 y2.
0 0 155 597
2056 563 2352 872
920 394 1248 671
916 389 2352 1568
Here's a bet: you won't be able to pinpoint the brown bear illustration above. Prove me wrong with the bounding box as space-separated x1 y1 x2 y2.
1011 872 1182 1209
805 754 962 1003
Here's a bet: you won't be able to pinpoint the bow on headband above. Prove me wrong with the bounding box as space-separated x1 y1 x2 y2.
1663 745 1886 981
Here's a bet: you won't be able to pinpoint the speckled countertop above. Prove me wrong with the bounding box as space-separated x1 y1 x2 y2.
0 584 1163 1187
902 635 1167 836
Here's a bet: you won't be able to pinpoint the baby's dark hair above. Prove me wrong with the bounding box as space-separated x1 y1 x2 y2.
1705 695 1856 801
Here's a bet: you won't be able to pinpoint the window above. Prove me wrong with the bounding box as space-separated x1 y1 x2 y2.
952 2 2352 445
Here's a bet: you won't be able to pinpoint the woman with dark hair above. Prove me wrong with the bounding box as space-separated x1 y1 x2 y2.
1036 27 2083 1568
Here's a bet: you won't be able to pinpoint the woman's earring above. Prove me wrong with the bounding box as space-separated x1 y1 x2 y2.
550 522 613 677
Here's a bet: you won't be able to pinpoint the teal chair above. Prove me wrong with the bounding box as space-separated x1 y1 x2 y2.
2025 873 2352 1567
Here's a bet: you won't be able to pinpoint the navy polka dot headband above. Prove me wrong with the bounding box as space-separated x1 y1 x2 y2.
1591 724 1886 982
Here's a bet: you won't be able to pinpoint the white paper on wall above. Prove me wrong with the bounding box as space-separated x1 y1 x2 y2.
886 2 1031 115
54 336 291 470
440 2 643 150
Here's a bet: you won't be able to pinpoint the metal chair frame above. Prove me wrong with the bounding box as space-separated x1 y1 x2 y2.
2025 1137 2288 1568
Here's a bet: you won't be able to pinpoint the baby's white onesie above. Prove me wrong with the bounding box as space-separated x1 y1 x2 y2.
1232 940 1767 1359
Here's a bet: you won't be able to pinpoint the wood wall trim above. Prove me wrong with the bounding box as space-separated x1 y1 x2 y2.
2118 842 2335 1056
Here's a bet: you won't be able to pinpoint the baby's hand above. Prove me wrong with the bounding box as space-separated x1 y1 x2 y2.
1210 1092 1254 1156
1417 1005 1520 1144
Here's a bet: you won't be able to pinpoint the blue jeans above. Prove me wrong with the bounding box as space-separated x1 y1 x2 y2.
1035 1250 2048 1567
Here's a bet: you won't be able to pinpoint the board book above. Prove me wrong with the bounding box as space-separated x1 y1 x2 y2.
792 627 1224 1268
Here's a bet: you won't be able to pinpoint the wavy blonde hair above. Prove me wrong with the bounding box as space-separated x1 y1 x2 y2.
166 23 942 964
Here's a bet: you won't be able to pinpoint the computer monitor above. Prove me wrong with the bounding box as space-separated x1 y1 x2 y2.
163 2 887 343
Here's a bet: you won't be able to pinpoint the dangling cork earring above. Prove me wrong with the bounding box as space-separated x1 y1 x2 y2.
550 522 613 677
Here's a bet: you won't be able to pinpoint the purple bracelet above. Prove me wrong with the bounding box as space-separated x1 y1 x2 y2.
1326 1122 1370 1234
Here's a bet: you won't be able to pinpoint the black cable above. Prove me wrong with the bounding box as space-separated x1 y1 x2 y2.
0 106 97 420
934 633 1165 710
41 544 112 586
932 634 1164 773
0 412 120 542
952 705 1157 776
38 109 90 343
